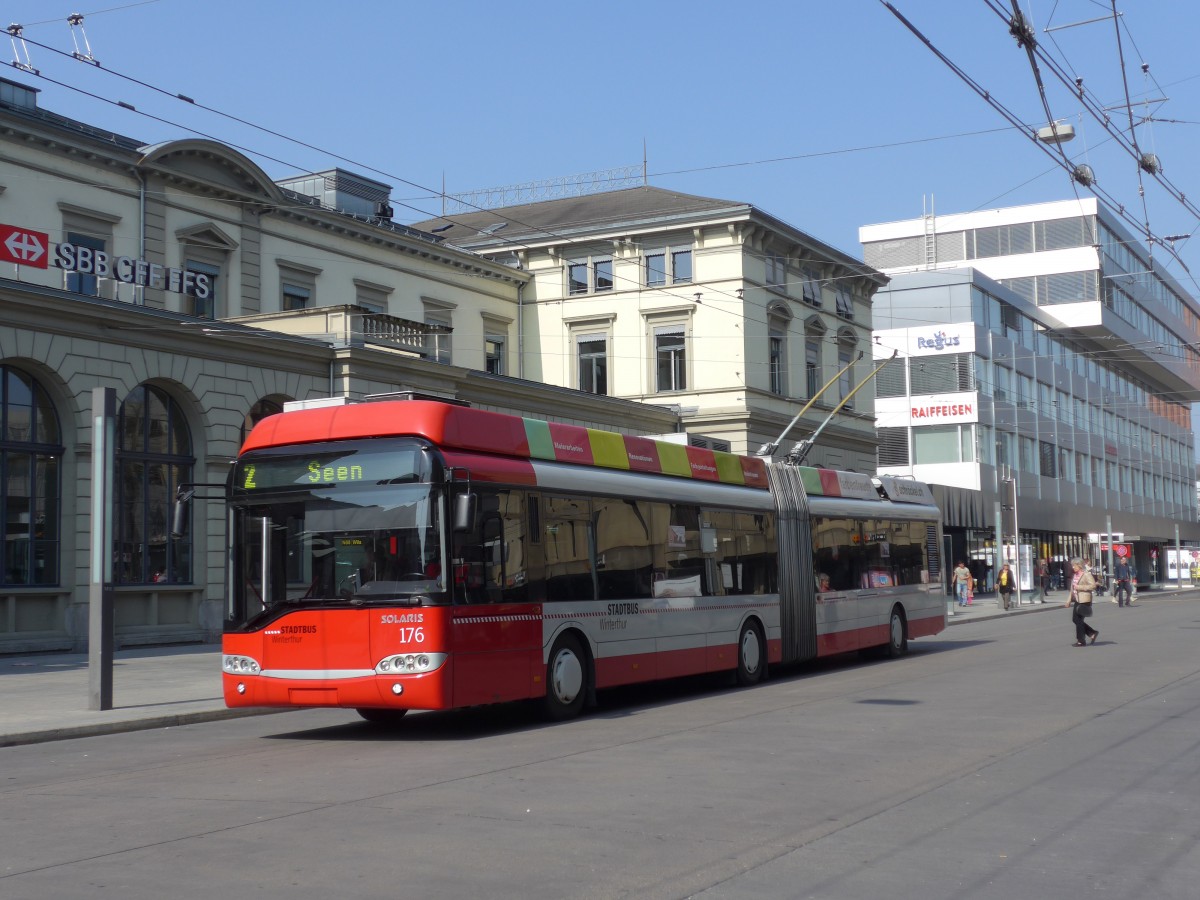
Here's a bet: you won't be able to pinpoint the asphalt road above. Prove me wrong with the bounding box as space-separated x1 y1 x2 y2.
2 597 1198 900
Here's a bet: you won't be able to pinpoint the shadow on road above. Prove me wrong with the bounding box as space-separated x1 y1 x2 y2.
259 639 992 743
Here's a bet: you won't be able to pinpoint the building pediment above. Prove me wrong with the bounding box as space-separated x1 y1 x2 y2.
137 139 284 202
176 221 239 250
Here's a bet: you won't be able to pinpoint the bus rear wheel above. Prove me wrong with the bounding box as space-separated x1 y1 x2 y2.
735 621 765 686
544 633 588 720
356 707 409 725
885 607 908 658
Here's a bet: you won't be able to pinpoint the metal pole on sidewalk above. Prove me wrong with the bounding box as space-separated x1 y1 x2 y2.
1106 515 1115 599
1175 524 1183 591
1011 473 1021 606
994 500 1004 611
89 387 116 711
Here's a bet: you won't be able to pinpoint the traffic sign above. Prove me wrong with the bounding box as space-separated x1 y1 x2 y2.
0 224 50 269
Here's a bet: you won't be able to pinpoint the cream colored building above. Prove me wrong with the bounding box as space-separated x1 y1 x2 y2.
412 187 887 467
0 77 677 652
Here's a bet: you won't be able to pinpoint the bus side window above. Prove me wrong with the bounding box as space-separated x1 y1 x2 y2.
542 494 593 603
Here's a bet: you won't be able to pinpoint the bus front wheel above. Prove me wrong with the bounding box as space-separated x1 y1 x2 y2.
735 621 765 686
544 633 588 720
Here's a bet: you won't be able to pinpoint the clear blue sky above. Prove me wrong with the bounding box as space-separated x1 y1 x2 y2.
6 0 1200 276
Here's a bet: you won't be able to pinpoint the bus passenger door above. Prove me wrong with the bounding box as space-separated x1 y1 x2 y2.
450 489 541 706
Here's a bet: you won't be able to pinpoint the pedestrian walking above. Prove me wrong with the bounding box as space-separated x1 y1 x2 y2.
953 560 972 607
1036 557 1051 599
997 562 1015 610
1114 558 1132 607
1066 557 1099 647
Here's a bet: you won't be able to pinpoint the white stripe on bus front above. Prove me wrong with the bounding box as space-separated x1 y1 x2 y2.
260 669 376 680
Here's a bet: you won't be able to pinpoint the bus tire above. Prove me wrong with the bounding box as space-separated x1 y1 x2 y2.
356 707 409 725
735 620 765 686
544 632 588 721
885 606 908 659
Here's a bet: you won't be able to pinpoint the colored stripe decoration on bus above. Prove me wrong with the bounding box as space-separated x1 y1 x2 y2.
521 416 768 488
244 399 785 490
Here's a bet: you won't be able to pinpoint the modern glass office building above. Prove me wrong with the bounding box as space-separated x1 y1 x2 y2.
861 200 1200 590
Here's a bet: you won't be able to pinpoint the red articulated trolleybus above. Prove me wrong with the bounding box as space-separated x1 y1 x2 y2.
219 395 945 722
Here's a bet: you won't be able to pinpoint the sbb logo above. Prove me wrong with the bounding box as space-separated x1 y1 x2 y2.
0 224 49 269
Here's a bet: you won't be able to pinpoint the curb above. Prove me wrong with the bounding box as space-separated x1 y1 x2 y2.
0 706 292 749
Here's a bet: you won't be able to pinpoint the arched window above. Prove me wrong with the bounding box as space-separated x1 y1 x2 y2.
0 367 62 586
116 385 194 585
804 316 827 400
837 329 859 410
767 303 791 396
241 397 287 445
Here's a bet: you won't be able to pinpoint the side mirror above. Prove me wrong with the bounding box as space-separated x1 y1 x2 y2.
453 492 477 533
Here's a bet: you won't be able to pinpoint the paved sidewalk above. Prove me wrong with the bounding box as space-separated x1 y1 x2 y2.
1 587 1191 748
0 644 285 748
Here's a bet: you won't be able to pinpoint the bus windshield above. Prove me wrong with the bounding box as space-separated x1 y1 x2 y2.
227 441 445 629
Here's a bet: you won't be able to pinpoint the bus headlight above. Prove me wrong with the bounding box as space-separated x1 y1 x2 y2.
222 654 262 675
375 652 447 674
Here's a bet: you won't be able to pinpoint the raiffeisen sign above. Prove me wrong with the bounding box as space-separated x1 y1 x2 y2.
55 241 213 299
875 391 979 428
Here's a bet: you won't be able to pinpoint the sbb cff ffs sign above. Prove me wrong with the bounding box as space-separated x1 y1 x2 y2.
0 225 50 268
0 221 212 299
55 242 213 299
1100 543 1132 559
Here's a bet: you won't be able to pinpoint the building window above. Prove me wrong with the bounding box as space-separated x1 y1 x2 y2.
282 283 310 311
65 231 105 297
0 367 62 586
645 253 666 287
354 279 392 315
594 259 613 292
60 204 119 299
1019 436 1036 473
568 262 589 294
835 284 855 320
996 431 1014 467
874 356 907 398
184 260 219 319
423 299 454 364
765 252 786 289
837 345 855 410
769 330 786 395
911 353 975 394
877 427 910 466
645 246 692 287
805 334 822 398
1039 441 1058 478
485 337 504 375
577 334 608 395
277 262 319 313
241 396 286 445
801 267 822 307
116 385 193 585
914 426 966 464
671 249 692 284
177 225 235 316
654 325 687 392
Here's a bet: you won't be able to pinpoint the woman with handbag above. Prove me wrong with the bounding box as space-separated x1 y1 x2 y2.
1065 557 1099 646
